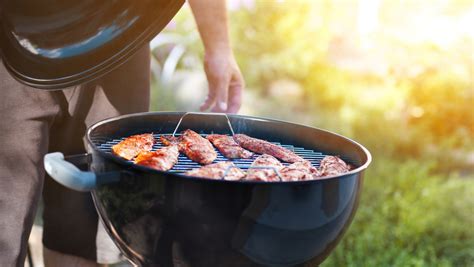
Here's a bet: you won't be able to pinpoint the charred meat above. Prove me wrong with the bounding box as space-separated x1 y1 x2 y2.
233 134 304 163
112 133 154 160
161 130 217 165
185 161 246 181
206 134 253 159
134 145 179 171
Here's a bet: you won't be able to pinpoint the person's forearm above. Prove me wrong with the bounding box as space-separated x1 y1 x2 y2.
187 0 244 113
188 0 231 54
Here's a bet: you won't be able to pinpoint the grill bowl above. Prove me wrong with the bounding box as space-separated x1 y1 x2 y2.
53 112 371 266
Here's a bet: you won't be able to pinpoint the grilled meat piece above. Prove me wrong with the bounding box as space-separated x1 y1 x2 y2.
245 154 283 182
160 135 180 146
319 156 350 176
112 133 154 160
185 161 246 181
134 145 179 171
233 134 304 163
161 130 217 165
206 134 253 159
280 160 320 181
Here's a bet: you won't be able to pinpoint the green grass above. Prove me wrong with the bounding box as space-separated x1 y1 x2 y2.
322 158 474 267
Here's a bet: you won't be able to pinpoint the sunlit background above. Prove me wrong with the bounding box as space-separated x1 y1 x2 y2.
147 0 474 266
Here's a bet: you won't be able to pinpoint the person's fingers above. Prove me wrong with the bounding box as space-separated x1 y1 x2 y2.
200 71 218 111
210 86 228 112
227 85 242 113
200 94 216 111
210 74 230 113
227 72 244 114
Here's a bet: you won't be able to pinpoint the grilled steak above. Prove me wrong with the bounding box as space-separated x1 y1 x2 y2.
112 133 154 160
280 160 320 181
233 134 304 163
134 145 179 171
319 156 350 176
245 154 283 182
161 130 217 165
186 161 246 181
207 134 253 159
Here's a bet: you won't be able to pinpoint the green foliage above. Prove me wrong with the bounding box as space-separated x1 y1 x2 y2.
322 159 474 267
230 1 330 92
407 70 474 146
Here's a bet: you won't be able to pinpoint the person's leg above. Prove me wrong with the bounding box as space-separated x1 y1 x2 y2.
43 247 104 267
0 62 61 266
42 84 105 266
42 45 151 265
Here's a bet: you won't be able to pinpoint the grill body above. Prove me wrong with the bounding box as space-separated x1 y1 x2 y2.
84 112 370 266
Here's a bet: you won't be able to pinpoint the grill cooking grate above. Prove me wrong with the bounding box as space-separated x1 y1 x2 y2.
96 133 329 173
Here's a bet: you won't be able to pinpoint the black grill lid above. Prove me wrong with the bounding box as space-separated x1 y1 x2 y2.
0 0 184 89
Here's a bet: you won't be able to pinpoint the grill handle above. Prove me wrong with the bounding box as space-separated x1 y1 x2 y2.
44 152 121 192
172 111 235 136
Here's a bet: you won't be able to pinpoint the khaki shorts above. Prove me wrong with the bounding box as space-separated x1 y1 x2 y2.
0 46 150 265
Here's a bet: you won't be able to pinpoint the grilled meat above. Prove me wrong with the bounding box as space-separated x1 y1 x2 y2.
245 154 283 182
319 156 350 176
206 134 253 159
161 130 217 165
134 145 179 171
112 133 154 160
160 135 180 146
185 161 246 181
246 155 320 182
233 134 304 163
280 160 320 181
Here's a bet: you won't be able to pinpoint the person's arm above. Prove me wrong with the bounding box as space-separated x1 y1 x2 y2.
188 0 244 113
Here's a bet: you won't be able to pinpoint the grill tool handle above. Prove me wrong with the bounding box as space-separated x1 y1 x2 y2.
44 152 121 192
172 111 235 136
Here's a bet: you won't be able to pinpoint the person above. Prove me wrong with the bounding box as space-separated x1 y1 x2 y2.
0 0 244 266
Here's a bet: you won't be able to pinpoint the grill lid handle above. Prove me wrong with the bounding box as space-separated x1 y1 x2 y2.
44 152 98 192
172 112 235 136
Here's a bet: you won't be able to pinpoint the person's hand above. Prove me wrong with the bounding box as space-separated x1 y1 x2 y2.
187 0 243 113
200 50 244 114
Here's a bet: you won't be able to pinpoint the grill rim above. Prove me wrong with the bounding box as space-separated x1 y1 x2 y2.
86 111 372 184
